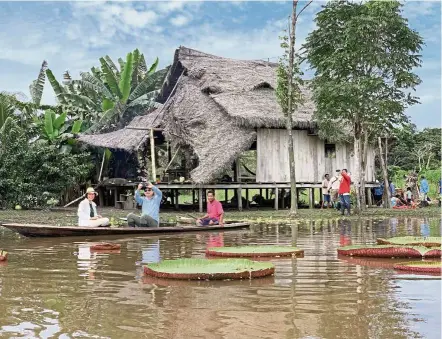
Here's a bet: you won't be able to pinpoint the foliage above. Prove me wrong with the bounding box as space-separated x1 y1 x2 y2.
391 168 441 197
29 60 48 106
0 119 91 208
45 49 167 133
388 124 441 171
0 92 16 130
303 0 423 211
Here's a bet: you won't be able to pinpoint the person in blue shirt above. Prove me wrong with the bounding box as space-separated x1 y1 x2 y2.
389 181 395 196
127 182 162 227
373 180 383 205
420 176 429 201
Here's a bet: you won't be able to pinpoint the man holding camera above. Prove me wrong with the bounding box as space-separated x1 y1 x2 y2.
127 182 162 227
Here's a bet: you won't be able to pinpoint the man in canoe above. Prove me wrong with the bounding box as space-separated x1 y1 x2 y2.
77 187 110 227
127 182 162 227
196 191 224 226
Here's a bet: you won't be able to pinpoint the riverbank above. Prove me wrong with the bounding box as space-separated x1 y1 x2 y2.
0 206 440 226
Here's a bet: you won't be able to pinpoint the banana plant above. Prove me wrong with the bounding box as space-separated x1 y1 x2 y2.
44 49 168 134
36 110 83 153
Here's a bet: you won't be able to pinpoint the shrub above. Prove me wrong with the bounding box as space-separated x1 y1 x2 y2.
0 118 92 208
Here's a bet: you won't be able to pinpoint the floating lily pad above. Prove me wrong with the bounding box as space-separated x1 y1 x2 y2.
337 245 441 258
377 236 441 247
143 258 275 280
0 250 7 261
394 261 441 274
206 245 304 258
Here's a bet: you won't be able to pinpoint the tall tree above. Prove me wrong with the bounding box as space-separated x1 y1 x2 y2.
276 0 312 216
303 0 423 212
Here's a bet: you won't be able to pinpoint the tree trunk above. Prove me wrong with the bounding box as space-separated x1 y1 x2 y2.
287 0 299 216
378 137 391 208
353 121 362 214
360 131 369 210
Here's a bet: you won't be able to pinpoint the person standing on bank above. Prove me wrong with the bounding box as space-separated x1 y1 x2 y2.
127 182 162 227
328 169 341 208
321 174 331 209
338 169 351 216
78 187 110 227
197 191 224 226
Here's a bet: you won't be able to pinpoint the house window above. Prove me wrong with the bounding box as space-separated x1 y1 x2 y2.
325 144 336 158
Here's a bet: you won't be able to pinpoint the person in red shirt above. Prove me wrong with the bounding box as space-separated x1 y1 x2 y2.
197 191 224 226
339 169 351 215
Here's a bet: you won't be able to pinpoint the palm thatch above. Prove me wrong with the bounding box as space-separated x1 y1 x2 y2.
79 46 317 183
158 46 315 183
77 109 162 151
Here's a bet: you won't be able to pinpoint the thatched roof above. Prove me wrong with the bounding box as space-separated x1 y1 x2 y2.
159 46 315 183
77 109 163 151
79 46 317 183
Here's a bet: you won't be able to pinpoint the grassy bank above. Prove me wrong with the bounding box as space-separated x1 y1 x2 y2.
0 206 440 226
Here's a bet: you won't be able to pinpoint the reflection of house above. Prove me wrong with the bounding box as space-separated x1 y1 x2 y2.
79 46 376 210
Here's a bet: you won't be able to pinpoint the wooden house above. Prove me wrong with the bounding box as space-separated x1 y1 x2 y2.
78 46 376 209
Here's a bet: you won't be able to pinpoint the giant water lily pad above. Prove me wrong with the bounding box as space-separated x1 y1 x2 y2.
143 258 274 280
394 261 441 274
338 245 441 258
377 236 441 247
206 245 304 258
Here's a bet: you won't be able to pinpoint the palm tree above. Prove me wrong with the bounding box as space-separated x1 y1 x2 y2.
45 49 168 133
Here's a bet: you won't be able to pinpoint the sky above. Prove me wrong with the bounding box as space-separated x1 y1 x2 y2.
0 0 440 129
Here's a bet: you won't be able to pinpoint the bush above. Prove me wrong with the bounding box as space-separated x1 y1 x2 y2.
0 118 92 208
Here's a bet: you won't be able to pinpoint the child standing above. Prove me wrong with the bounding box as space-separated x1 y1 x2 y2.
406 187 413 205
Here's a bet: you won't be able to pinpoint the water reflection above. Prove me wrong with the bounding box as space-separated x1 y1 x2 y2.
0 217 440 338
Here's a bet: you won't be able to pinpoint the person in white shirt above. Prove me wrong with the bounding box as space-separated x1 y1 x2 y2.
328 169 342 208
77 187 110 227
321 174 331 208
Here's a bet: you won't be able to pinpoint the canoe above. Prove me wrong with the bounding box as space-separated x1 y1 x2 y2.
0 221 250 237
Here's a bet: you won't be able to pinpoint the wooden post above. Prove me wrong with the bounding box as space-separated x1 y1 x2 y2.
274 187 279 210
192 189 195 208
265 189 269 200
113 188 118 208
245 189 249 209
281 189 285 209
98 187 104 207
367 187 373 207
237 187 243 211
150 128 156 182
175 189 179 209
198 188 203 213
98 150 106 183
224 189 228 204
309 188 314 209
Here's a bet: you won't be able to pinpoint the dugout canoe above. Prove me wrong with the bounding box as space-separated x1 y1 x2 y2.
0 222 249 237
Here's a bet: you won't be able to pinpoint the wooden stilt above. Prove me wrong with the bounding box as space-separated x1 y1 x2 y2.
237 188 243 211
198 188 203 213
367 187 373 207
309 188 314 209
149 129 156 182
245 189 249 209
225 189 228 204
175 189 179 209
274 187 279 210
192 190 195 208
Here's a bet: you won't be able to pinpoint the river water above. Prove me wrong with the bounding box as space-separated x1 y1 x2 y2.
0 217 440 339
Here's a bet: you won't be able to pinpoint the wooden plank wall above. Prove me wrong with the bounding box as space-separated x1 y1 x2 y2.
256 129 375 182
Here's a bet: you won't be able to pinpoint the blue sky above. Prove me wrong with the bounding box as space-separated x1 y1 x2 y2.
0 0 440 129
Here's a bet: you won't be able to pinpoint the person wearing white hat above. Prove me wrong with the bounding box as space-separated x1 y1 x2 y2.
77 187 110 227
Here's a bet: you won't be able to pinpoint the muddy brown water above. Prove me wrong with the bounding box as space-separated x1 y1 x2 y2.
0 217 440 339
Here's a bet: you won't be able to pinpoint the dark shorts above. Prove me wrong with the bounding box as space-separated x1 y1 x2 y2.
323 194 331 202
199 217 219 226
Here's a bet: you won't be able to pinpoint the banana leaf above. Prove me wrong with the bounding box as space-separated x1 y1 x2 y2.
46 69 66 104
100 57 122 99
119 52 134 103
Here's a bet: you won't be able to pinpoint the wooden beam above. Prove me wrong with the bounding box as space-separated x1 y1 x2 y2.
198 188 203 213
149 129 156 182
274 188 279 210
237 188 243 211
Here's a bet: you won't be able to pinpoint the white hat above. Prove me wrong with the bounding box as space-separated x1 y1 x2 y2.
86 187 97 195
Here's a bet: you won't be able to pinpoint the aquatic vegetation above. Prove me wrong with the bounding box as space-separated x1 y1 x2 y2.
206 245 304 258
393 261 441 274
337 245 441 258
144 258 274 280
377 236 441 247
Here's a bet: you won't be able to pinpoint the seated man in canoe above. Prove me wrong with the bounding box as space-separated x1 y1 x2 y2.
77 187 110 227
127 182 162 227
196 191 224 226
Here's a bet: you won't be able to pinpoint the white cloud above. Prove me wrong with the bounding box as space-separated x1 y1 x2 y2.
170 15 191 27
